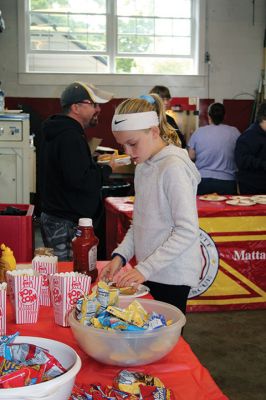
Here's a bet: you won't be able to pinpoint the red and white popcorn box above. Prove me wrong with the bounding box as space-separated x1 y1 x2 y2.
32 255 58 306
7 269 42 324
49 272 91 327
0 283 7 335
6 271 14 301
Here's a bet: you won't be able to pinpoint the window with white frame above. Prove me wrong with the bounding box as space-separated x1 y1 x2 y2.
24 0 200 75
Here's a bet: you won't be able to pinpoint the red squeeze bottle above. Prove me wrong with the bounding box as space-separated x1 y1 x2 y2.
72 218 99 282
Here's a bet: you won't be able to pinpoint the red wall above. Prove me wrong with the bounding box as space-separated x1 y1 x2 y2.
223 99 254 133
5 97 124 149
6 97 255 148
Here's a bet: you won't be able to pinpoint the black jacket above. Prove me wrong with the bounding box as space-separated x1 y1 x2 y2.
235 122 266 192
39 114 111 223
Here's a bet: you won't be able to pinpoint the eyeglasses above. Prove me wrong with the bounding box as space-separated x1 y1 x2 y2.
77 100 99 108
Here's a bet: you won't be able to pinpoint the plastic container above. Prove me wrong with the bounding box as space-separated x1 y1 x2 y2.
72 218 99 282
69 298 186 366
0 336 81 400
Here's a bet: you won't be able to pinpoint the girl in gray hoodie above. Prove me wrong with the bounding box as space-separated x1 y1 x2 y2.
100 94 201 314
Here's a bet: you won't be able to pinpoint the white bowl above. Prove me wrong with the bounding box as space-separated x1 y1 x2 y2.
69 298 186 366
0 336 81 400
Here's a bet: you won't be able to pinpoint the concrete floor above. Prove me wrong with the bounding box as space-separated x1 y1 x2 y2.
183 310 266 400
35 223 266 400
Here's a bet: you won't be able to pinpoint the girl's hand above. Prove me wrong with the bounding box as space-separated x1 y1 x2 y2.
116 268 145 287
99 256 123 282
108 153 116 170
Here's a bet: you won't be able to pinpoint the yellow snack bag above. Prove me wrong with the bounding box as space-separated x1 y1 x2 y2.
127 300 148 326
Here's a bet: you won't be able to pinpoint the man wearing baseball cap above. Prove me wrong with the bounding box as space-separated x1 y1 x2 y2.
39 82 113 260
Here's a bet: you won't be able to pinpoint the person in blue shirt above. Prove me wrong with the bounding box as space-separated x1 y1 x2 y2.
188 102 240 195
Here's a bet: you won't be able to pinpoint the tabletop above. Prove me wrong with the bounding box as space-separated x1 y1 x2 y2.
5 262 228 400
105 195 266 217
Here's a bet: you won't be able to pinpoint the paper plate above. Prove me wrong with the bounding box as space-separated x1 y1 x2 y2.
253 199 266 205
118 284 150 298
199 195 227 201
251 195 266 205
228 196 251 200
226 199 256 206
93 284 150 298
97 156 131 165
97 159 110 164
4 109 23 114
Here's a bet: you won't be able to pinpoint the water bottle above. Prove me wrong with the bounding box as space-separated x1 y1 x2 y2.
72 218 99 282
0 82 5 112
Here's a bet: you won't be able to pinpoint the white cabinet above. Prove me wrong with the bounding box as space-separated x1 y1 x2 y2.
0 113 35 203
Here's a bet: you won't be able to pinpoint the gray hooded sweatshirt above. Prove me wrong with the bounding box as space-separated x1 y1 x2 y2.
114 144 202 287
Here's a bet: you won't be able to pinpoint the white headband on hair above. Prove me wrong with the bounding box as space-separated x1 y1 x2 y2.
112 111 159 132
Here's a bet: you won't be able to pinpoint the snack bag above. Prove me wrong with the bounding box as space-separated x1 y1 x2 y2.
114 370 164 395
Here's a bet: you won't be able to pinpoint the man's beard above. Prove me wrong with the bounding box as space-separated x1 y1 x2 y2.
89 114 99 127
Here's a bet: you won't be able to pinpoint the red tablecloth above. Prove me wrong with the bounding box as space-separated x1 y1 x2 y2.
6 262 228 400
105 196 266 312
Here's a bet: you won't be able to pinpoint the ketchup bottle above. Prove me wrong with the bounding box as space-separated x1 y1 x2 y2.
72 218 99 282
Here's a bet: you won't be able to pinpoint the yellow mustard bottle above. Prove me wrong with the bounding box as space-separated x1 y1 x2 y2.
0 243 16 282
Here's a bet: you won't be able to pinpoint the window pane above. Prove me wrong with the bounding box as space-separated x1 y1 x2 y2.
155 18 191 37
30 12 106 51
153 37 190 55
117 0 155 16
118 35 153 53
30 0 106 13
117 0 191 18
154 0 191 18
154 37 175 54
26 0 197 75
117 8 191 57
155 19 172 36
173 19 191 36
118 17 154 35
115 56 194 74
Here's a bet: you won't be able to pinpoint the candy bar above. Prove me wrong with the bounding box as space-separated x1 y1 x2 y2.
114 370 164 395
139 385 175 400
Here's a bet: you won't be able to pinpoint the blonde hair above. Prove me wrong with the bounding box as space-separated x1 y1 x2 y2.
115 94 181 147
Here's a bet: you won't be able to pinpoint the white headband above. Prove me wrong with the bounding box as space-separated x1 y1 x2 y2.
112 111 159 132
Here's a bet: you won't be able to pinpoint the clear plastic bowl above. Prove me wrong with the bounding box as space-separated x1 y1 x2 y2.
69 298 186 366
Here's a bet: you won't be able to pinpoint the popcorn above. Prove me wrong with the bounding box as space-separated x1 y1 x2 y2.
49 272 91 327
32 255 58 306
6 270 42 324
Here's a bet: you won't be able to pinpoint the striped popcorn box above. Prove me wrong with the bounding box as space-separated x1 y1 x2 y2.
0 283 7 335
32 255 58 306
49 272 91 327
6 271 14 303
7 269 42 324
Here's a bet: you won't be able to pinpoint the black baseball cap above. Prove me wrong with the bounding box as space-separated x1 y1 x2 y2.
60 81 113 107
